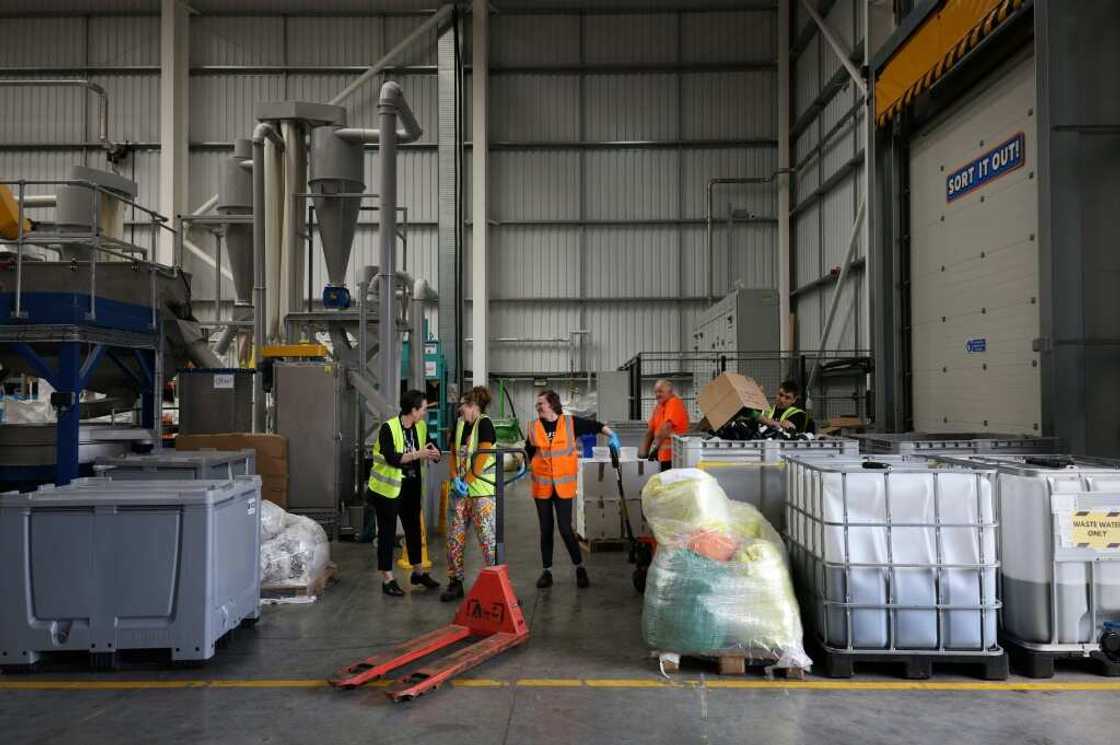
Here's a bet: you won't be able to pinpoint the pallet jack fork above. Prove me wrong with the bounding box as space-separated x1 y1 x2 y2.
330 447 529 702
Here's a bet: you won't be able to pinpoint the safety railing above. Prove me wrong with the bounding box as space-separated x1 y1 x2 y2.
1 179 180 330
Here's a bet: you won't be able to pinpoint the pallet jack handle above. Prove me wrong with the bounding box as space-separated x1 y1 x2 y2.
472 446 527 566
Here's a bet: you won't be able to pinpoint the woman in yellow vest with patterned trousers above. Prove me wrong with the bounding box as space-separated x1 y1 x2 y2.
440 386 497 602
369 389 443 597
525 389 620 590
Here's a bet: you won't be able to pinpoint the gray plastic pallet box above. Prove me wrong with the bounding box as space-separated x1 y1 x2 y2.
94 449 256 481
0 475 261 667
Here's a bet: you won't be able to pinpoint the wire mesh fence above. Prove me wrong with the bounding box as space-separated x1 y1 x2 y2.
618 351 871 424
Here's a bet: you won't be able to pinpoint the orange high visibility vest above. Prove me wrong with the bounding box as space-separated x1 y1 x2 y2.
528 415 579 499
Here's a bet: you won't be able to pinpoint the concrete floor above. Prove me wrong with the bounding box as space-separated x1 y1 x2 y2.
2 480 1119 745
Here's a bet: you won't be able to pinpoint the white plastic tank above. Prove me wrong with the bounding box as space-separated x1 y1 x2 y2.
785 454 999 652
935 455 1120 648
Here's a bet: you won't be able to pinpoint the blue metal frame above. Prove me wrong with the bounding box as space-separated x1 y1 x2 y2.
0 292 156 333
3 332 158 486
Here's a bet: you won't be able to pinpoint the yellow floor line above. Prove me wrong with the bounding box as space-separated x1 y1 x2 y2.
451 679 507 688
516 678 584 687
3 678 1120 692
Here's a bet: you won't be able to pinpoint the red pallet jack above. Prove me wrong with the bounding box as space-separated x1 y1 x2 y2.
330 448 529 702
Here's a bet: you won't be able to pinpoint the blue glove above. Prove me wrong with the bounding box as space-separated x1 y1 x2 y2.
452 477 469 497
607 432 622 452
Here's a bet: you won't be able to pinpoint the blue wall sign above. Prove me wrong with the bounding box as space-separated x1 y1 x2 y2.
946 132 1025 202
966 338 987 353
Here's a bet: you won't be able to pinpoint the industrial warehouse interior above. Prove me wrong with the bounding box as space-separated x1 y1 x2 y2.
1 0 1118 743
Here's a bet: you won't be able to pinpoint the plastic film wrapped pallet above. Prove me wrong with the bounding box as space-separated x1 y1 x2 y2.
640 468 810 671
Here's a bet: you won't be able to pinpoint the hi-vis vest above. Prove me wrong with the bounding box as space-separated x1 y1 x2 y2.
369 416 428 499
453 414 496 497
528 415 578 499
763 405 806 426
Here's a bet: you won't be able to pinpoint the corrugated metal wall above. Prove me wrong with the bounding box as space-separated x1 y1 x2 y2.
790 0 868 353
0 8 779 390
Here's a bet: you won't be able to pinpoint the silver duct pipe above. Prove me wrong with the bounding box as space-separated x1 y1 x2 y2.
411 278 435 389
705 170 795 300
251 122 285 433
281 121 307 335
328 4 455 107
378 81 423 405
16 195 57 208
0 80 113 153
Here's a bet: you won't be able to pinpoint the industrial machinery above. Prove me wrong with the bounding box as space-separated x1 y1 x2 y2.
0 167 223 489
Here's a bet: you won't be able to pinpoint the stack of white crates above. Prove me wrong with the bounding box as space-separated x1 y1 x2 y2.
575 450 652 544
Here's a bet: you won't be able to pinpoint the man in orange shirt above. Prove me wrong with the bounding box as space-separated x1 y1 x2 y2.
640 379 690 472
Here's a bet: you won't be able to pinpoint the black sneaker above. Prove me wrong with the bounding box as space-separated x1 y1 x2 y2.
382 579 405 597
536 570 553 589
440 579 464 602
411 572 440 590
576 566 590 589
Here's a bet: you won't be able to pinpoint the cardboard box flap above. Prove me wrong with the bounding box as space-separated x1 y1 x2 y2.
697 373 769 432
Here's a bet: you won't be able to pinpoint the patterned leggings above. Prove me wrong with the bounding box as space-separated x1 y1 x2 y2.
446 496 496 581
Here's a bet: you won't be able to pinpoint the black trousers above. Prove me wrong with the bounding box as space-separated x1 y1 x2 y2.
659 460 672 472
534 492 582 569
373 477 423 572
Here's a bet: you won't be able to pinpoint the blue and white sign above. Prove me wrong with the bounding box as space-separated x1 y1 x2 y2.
946 132 1025 202
966 338 987 354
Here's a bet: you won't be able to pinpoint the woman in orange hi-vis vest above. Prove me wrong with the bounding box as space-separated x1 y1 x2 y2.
525 389 620 590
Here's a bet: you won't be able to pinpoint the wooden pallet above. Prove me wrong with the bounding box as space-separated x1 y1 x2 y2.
261 562 338 599
659 652 808 679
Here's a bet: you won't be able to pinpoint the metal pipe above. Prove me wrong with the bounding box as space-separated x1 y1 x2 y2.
281 121 306 343
251 122 282 432
377 81 419 407
411 277 431 390
704 170 794 300
328 4 455 107
16 194 57 208
0 79 114 152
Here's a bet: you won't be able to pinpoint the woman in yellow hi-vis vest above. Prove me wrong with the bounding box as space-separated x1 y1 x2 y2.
440 386 497 602
369 389 442 597
525 389 620 590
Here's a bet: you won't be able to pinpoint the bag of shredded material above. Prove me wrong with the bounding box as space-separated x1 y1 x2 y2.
640 468 810 670
259 508 330 588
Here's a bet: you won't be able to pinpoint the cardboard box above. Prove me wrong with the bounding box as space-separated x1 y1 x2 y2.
176 433 288 478
696 373 769 432
261 476 288 510
176 433 287 462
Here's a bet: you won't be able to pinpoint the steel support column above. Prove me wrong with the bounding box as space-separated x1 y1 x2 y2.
159 0 189 265
470 0 489 387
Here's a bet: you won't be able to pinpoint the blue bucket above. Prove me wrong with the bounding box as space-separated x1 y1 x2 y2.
580 434 596 458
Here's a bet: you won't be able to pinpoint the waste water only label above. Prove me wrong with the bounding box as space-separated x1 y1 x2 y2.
1069 511 1120 551
946 132 1025 202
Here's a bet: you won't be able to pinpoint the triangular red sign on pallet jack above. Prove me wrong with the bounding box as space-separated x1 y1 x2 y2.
330 447 530 702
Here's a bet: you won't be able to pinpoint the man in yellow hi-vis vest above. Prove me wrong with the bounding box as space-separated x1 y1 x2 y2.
760 380 815 434
369 389 442 597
